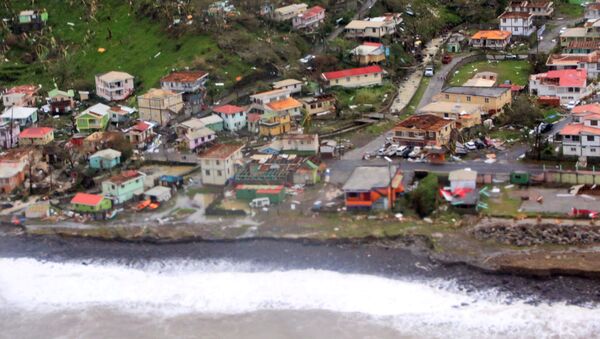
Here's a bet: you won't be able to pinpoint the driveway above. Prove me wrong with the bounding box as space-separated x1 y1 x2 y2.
533 17 581 54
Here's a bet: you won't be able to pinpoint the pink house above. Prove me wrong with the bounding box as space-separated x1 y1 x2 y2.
293 6 325 30
185 127 216 151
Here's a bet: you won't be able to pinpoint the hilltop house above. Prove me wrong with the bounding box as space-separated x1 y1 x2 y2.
0 122 19 149
160 70 209 115
247 113 261 134
272 79 303 95
470 30 512 49
95 71 135 101
0 162 26 194
48 88 75 114
498 12 535 37
529 69 590 104
586 2 600 20
546 51 600 80
343 166 403 211
18 127 54 146
350 42 386 65
417 102 483 129
344 14 402 40
102 170 146 204
292 5 325 30
198 143 244 185
273 3 308 21
76 103 111 132
506 0 554 17
138 89 184 126
126 121 155 149
300 94 336 117
213 104 247 132
70 193 112 214
1 106 38 128
559 109 600 159
108 105 137 124
560 20 600 47
249 88 292 114
392 114 456 147
267 134 319 155
185 127 216 151
89 148 121 170
1 85 39 107
259 113 292 137
434 87 512 116
266 97 303 118
321 65 383 88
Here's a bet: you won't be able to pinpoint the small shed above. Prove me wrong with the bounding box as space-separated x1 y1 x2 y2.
144 186 172 202
235 184 286 204
159 175 184 188
510 171 530 185
449 169 477 191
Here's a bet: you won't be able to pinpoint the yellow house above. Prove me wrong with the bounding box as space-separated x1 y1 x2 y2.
300 94 336 117
259 113 292 137
392 114 456 147
433 87 511 116
418 102 482 129
19 127 54 145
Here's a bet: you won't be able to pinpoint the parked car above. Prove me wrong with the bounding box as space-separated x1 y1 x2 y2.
442 54 453 64
474 139 486 149
250 197 271 208
395 145 407 157
400 146 413 158
465 141 477 151
377 147 386 156
564 100 579 110
424 66 434 77
409 146 421 158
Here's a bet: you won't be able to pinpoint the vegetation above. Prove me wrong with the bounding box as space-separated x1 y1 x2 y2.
500 95 544 128
410 173 439 218
402 76 430 116
448 60 532 86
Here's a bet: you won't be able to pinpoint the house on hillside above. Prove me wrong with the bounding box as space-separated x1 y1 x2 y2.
300 94 336 117
185 127 216 151
350 42 386 65
126 121 156 149
249 88 293 114
321 65 384 88
198 143 244 185
108 105 137 124
546 51 600 80
70 193 112 214
137 89 184 126
19 127 54 146
76 103 111 132
292 5 325 30
89 148 121 170
266 97 303 118
198 114 224 132
273 3 308 21
0 162 26 194
247 113 261 133
434 87 512 116
95 71 135 102
392 114 456 147
418 102 482 130
2 85 39 107
267 134 319 155
344 14 402 40
48 88 75 114
470 30 512 49
272 79 303 95
559 110 600 159
213 105 247 132
498 11 535 37
160 70 209 115
1 107 38 128
506 0 554 17
343 166 403 211
0 122 19 149
259 113 292 137
101 170 146 204
529 69 591 104
586 2 600 20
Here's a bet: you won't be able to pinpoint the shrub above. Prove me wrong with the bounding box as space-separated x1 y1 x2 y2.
411 173 439 218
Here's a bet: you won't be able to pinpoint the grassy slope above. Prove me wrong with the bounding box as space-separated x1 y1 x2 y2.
1 0 249 92
448 60 532 87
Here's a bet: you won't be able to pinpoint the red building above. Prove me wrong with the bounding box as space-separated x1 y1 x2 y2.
342 166 403 211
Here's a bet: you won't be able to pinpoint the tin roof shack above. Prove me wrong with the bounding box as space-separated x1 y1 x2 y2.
158 175 184 188
1 85 39 108
70 193 113 214
126 121 156 149
199 143 244 185
89 148 121 170
48 88 75 114
101 170 146 204
14 10 48 32
234 154 323 186
144 186 172 202
343 166 403 211
235 184 286 204
108 105 137 124
160 70 209 115
320 139 338 158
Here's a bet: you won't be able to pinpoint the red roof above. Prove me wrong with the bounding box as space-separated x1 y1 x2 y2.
19 127 53 138
132 121 151 132
321 65 383 81
363 42 383 47
559 124 600 136
6 85 39 95
299 5 325 18
572 104 600 115
498 84 524 92
71 193 105 206
248 113 261 122
213 104 245 115
542 69 587 87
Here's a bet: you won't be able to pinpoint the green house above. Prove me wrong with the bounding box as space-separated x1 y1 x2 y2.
70 193 112 213
510 171 530 185
101 170 146 204
18 10 48 24
76 103 110 132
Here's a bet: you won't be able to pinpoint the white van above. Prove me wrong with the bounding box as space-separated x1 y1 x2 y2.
249 197 271 208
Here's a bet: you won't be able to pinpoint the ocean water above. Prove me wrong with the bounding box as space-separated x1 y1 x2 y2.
0 257 599 338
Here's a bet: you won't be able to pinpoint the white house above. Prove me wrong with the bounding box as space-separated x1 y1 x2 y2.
95 71 135 102
559 111 600 158
529 69 591 104
272 79 303 95
249 88 292 114
449 169 477 192
498 11 535 37
0 106 38 128
344 14 402 40
198 143 244 186
546 51 600 80
292 5 325 30
506 0 554 17
212 104 247 132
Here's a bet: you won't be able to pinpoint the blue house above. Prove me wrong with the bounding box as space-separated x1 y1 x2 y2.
89 148 122 170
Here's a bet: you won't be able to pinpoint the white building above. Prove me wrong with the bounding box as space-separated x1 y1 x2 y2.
272 79 303 95
559 112 600 158
249 88 292 114
506 0 554 17
529 69 591 104
344 13 402 40
546 51 600 80
212 104 247 132
272 3 308 21
498 11 535 37
95 71 135 102
198 143 244 186
586 2 600 20
292 5 325 30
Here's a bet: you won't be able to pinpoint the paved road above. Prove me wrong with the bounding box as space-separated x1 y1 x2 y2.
533 17 581 54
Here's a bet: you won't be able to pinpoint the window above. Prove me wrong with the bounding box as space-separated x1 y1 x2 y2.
445 94 450 100
466 96 471 102
216 160 220 165
217 170 222 176
205 170 210 175
592 148 597 153
588 135 595 141
591 120 598 126
573 136 580 142
571 147 577 152
484 98 490 103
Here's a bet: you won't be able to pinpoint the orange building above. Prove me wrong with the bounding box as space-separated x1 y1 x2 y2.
342 166 403 211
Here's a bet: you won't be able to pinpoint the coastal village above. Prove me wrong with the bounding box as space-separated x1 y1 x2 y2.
5 0 600 260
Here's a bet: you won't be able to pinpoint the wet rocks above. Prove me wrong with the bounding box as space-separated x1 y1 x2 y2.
472 222 600 246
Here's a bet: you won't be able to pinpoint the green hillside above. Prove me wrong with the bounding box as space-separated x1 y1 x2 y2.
0 0 251 93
